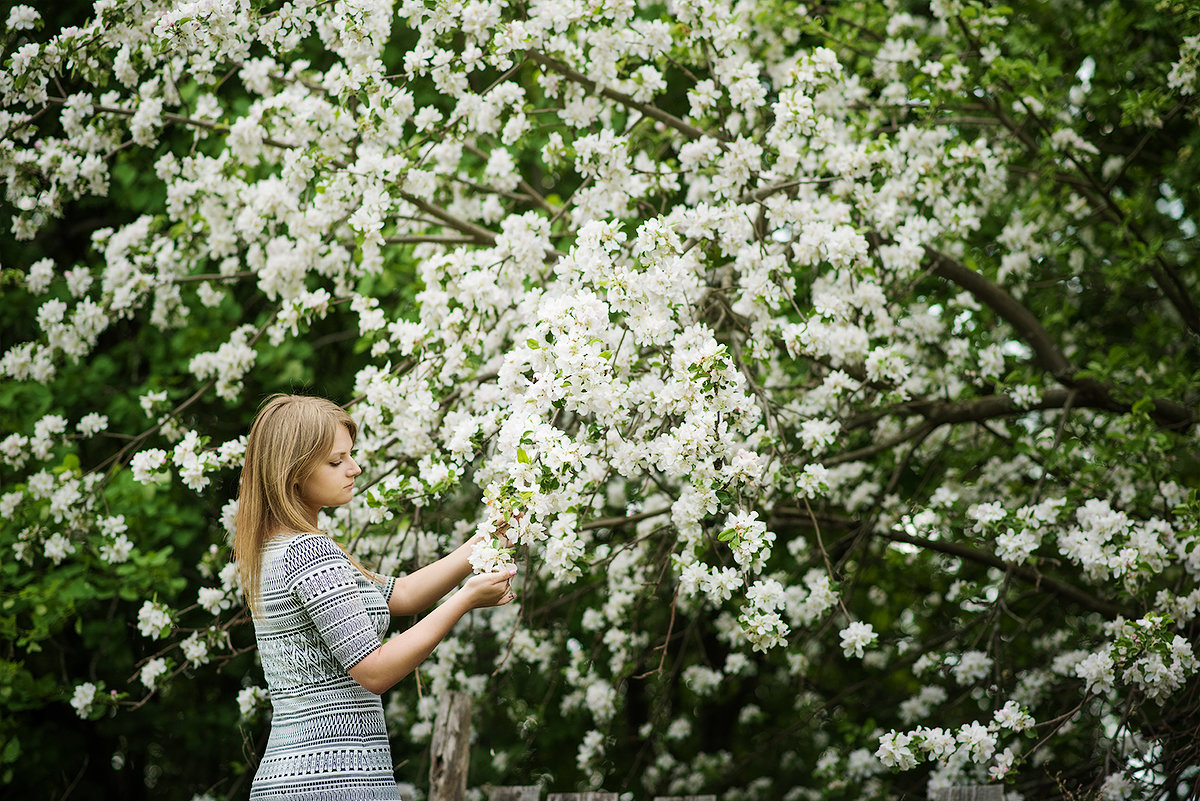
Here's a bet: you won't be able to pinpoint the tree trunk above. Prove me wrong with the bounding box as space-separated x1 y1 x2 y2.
429 691 472 801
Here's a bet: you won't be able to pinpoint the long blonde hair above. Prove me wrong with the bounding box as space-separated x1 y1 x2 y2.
233 394 372 613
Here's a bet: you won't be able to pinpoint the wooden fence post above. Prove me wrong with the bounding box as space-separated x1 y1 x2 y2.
932 786 1005 801
429 691 472 801
488 787 541 801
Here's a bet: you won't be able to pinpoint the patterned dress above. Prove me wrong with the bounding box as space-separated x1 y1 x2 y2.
249 533 402 800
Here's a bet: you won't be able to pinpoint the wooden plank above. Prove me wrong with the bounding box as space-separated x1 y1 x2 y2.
931 786 1005 801
429 691 472 801
488 787 541 801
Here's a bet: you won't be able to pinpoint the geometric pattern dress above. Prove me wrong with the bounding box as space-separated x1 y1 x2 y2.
249 533 403 800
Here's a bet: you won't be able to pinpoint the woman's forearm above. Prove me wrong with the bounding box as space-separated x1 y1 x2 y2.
387 539 476 615
352 569 515 693
349 590 474 694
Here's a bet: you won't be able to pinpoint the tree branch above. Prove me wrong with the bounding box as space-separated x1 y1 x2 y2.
580 507 672 531
398 192 498 246
825 421 936 466
924 248 1194 432
526 50 720 142
773 509 1131 619
876 528 1131 619
955 19 1200 337
383 234 477 246
925 247 1073 378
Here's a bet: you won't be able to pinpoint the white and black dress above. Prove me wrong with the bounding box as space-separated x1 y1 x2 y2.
249 533 401 800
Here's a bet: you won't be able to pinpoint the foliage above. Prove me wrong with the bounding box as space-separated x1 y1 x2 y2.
2 0 1200 799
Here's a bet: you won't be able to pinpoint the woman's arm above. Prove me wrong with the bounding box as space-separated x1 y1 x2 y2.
349 569 515 694
388 524 511 616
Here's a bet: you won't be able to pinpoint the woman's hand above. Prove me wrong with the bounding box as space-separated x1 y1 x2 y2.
457 567 518 609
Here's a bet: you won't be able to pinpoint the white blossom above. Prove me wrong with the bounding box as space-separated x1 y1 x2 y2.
875 730 916 769
70 682 98 718
131 449 168 483
140 658 169 690
953 651 993 685
181 633 210 666
137 600 173 639
6 5 40 31
839 621 878 659
43 532 75 565
237 686 269 720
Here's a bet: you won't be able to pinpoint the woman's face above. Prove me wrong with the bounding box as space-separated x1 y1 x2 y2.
297 425 361 521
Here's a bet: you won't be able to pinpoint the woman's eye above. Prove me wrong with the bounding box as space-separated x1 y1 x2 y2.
330 460 343 467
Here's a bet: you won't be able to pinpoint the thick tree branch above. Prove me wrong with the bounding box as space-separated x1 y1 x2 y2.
825 421 936 465
925 248 1194 432
876 529 1131 619
773 509 1131 619
926 247 1072 378
841 389 1122 432
383 234 477 245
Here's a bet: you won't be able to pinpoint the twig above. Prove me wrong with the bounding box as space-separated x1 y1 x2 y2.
632 589 678 679
526 50 721 142
579 506 671 531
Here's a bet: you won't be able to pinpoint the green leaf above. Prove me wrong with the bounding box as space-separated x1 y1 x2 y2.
1 736 19 764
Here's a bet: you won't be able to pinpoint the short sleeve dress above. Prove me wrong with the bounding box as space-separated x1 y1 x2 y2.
249 533 402 800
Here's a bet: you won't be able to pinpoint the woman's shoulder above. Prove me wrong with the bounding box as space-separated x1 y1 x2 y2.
274 532 347 563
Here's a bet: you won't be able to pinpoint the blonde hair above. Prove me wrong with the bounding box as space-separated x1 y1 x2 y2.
233 394 372 614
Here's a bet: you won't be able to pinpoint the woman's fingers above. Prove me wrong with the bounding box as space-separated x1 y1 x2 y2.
462 566 519 607
492 568 517 605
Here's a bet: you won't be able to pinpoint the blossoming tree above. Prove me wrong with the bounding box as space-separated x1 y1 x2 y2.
2 0 1199 798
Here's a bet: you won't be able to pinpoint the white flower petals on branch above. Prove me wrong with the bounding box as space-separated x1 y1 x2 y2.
136 600 173 640
839 621 878 659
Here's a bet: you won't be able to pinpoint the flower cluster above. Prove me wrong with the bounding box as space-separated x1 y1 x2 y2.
876 700 1034 778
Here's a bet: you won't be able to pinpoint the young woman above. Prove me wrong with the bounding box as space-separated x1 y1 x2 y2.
233 394 515 800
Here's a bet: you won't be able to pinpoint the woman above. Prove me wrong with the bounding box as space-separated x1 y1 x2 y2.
233 394 515 800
